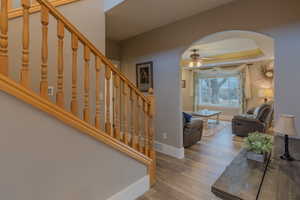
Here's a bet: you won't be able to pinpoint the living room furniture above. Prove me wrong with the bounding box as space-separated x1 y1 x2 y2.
274 114 297 161
183 116 203 148
192 110 222 129
232 103 273 137
212 135 300 200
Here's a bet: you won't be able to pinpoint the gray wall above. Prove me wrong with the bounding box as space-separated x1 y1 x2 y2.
106 39 121 61
4 0 148 198
120 0 300 148
121 49 184 148
0 92 147 200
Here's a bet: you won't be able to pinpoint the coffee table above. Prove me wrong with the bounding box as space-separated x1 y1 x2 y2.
212 135 300 200
211 149 270 200
191 110 222 129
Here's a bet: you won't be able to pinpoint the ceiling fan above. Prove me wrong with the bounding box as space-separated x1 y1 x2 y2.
188 49 214 67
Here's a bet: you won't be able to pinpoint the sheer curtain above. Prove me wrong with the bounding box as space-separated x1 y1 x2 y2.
241 65 252 112
193 64 252 113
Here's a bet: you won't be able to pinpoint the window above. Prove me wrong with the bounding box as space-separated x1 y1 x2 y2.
198 76 241 107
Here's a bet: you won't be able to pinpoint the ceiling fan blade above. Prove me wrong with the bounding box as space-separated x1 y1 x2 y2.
200 57 216 60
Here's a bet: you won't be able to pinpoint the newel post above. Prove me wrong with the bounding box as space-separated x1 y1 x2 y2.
147 88 156 185
0 0 8 76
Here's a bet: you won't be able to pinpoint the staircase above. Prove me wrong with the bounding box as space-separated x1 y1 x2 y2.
0 0 156 185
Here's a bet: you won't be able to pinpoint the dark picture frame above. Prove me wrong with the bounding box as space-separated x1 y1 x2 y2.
136 61 154 92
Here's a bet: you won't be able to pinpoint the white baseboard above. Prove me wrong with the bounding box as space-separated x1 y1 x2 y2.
155 141 185 159
107 175 149 200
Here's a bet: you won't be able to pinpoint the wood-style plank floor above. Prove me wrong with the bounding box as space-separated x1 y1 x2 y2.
138 121 244 200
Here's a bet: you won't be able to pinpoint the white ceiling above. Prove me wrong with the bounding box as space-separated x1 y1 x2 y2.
181 30 274 68
104 0 126 12
188 30 275 58
106 0 236 41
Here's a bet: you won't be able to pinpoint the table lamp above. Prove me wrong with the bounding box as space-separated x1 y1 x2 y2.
274 114 297 161
258 88 274 103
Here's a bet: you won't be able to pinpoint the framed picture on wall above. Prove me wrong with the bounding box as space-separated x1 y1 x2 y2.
136 61 153 92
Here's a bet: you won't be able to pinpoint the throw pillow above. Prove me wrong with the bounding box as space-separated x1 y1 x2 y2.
183 112 192 123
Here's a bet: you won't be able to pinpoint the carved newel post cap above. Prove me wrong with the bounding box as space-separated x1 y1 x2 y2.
148 88 154 95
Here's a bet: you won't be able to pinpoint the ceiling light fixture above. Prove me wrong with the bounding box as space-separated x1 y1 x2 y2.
189 49 203 67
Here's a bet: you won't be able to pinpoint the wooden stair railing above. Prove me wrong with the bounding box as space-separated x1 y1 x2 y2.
0 0 156 185
7 0 80 19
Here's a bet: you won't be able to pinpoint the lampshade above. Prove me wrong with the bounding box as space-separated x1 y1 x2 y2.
264 88 274 98
258 88 274 98
274 114 297 136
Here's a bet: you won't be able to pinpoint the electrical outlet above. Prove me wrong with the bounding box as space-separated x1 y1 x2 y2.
163 132 168 139
48 86 54 96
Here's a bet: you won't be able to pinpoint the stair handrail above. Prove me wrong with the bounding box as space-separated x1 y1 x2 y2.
7 0 80 19
0 0 156 185
35 0 150 104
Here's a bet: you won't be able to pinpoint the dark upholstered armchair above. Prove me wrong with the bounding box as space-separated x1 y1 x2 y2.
183 117 203 148
232 103 273 137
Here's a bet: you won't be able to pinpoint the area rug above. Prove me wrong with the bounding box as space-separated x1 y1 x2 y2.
202 120 230 137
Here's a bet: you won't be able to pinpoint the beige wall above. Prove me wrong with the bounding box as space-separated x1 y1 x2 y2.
247 62 274 108
0 92 147 200
181 70 193 112
120 0 300 148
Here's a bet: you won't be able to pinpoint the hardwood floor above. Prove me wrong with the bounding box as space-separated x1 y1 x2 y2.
138 121 244 200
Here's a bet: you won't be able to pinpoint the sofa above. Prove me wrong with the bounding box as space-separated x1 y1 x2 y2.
183 114 204 148
232 103 273 137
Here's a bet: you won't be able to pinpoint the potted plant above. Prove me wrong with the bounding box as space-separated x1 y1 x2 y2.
244 132 273 163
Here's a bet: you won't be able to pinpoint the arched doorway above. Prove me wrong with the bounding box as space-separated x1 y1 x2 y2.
181 30 274 139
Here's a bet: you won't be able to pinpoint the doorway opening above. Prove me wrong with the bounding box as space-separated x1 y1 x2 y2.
181 30 274 144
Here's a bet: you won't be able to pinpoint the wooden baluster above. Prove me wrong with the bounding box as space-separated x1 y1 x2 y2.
144 100 149 156
105 65 112 135
71 34 78 115
7 0 12 10
119 79 123 140
148 88 156 185
118 76 122 140
130 89 138 150
112 72 115 136
113 74 121 140
83 45 90 122
123 82 130 145
137 96 144 153
20 0 30 87
40 5 48 99
148 88 155 158
0 0 9 76
95 57 101 129
56 20 64 107
135 95 140 150
119 81 123 141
